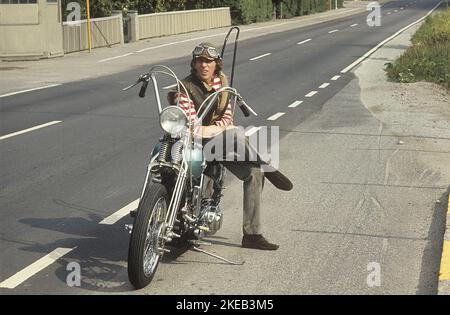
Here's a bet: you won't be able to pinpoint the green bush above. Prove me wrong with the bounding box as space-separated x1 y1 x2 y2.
220 0 273 24
280 0 335 18
61 0 345 24
386 9 450 90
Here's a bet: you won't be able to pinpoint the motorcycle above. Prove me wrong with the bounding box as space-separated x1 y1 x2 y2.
123 28 258 289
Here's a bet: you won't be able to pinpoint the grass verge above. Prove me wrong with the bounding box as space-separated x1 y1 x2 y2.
385 8 450 90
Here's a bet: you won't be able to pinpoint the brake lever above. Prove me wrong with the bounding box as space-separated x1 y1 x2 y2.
122 74 150 91
122 81 140 91
237 96 258 117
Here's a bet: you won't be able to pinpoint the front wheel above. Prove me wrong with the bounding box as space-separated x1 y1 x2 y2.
128 183 168 289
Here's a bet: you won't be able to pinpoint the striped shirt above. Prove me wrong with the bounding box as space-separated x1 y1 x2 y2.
175 76 233 132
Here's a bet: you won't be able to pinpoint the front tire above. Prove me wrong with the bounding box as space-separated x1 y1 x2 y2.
128 183 168 289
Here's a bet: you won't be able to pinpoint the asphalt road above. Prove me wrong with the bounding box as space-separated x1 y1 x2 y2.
0 0 447 294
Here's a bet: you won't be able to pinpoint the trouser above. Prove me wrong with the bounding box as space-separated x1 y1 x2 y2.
221 162 264 235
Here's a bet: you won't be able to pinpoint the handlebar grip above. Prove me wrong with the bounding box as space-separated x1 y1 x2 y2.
239 103 250 117
139 80 149 98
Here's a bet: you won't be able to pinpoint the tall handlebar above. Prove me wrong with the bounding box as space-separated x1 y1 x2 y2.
221 26 240 87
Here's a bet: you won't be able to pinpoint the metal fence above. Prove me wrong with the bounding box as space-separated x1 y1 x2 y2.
62 7 231 54
138 7 231 40
63 15 124 54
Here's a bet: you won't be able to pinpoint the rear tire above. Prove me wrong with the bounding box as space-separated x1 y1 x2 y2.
128 183 168 289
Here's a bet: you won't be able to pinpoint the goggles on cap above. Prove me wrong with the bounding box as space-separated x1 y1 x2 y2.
192 45 221 60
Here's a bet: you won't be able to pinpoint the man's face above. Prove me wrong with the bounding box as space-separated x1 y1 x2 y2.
194 57 216 83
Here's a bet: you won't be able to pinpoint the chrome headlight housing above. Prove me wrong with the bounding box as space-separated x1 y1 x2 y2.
159 106 188 135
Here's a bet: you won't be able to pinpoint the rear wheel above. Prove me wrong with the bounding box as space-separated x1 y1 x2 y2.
128 183 168 289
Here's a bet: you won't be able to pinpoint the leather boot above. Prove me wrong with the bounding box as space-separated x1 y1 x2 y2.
242 234 279 250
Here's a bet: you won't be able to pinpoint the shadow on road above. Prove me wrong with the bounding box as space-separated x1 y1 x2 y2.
18 205 241 293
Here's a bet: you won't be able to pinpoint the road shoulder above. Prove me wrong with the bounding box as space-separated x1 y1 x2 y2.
354 20 450 295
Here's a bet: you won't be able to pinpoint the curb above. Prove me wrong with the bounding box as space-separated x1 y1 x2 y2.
438 193 450 295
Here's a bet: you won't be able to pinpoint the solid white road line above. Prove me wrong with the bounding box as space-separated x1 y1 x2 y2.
267 112 285 121
350 23 358 27
136 32 228 53
245 126 262 137
0 84 61 98
163 84 177 90
331 75 341 81
96 8 364 63
0 247 75 289
99 199 140 225
297 38 312 45
250 53 272 61
341 1 442 74
319 83 330 89
288 101 303 108
0 121 62 141
328 29 339 34
99 53 134 63
305 91 318 97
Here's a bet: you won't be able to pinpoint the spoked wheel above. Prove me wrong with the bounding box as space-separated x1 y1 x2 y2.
128 183 168 289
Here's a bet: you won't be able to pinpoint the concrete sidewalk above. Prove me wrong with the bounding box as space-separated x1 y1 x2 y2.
354 20 450 295
0 3 374 96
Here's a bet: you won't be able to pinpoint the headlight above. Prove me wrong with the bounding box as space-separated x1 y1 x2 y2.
159 106 188 135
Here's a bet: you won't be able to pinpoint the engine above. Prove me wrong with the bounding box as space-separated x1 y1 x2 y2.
203 204 223 236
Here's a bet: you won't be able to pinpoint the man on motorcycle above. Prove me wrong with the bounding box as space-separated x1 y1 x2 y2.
168 42 292 250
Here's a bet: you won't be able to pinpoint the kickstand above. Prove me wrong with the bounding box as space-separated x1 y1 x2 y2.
191 246 245 265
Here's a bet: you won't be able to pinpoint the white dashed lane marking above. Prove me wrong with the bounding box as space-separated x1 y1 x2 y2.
331 75 341 81
99 199 140 225
249 53 271 61
0 121 62 141
0 248 75 289
267 112 285 121
328 29 339 34
245 127 262 137
340 1 442 74
319 83 330 89
350 23 358 27
163 84 177 90
0 84 61 98
297 38 312 45
305 91 318 97
288 101 303 108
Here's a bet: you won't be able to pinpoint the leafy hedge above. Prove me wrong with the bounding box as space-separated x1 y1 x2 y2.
280 0 343 18
223 0 273 24
61 0 344 25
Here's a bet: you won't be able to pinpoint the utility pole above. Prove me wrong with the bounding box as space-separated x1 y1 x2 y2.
86 0 92 53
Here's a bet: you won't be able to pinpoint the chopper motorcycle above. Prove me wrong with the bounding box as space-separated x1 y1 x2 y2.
123 28 259 289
